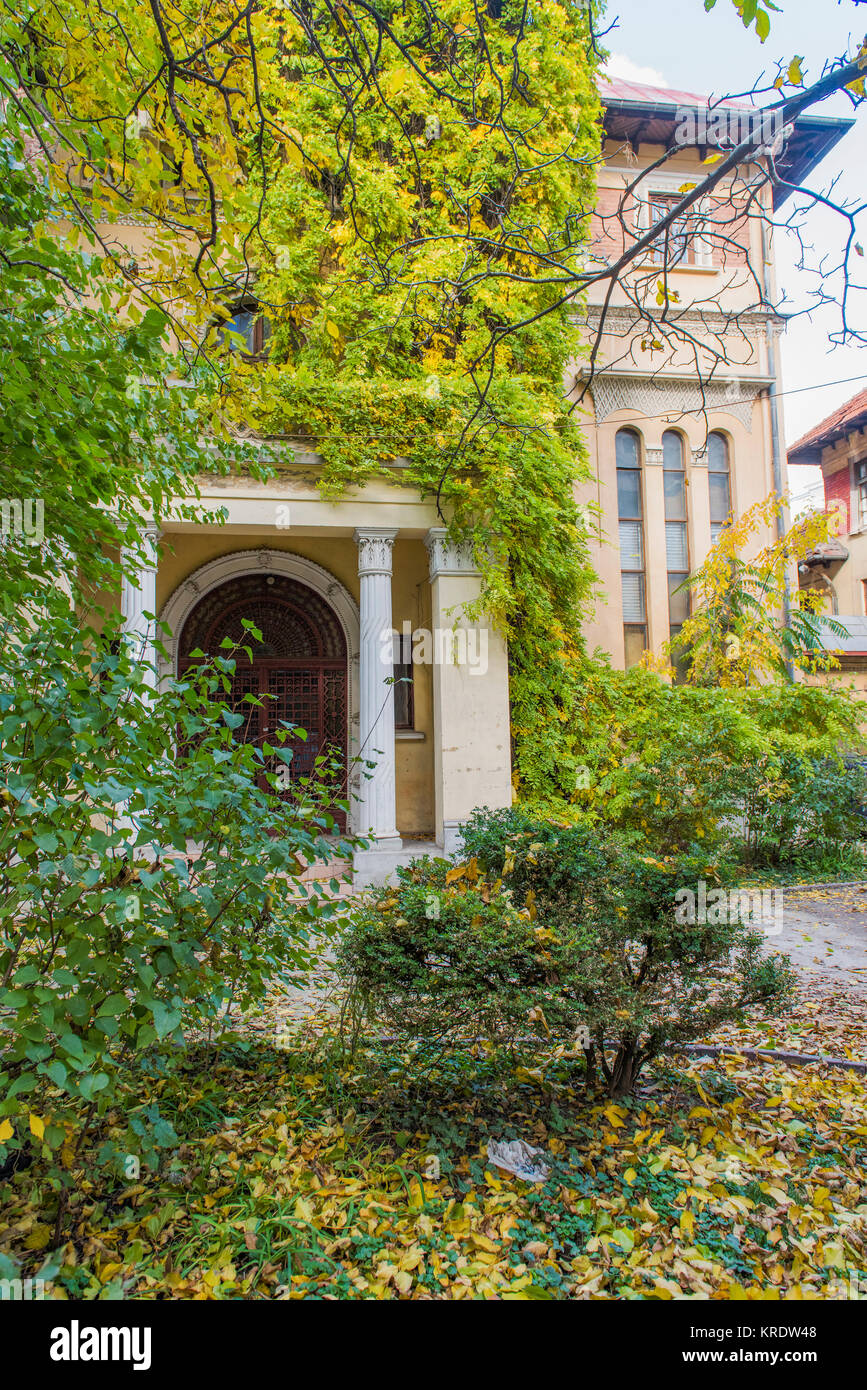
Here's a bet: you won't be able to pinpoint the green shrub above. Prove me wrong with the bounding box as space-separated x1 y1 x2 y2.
560 664 867 868
339 813 795 1097
0 595 352 1194
726 752 867 868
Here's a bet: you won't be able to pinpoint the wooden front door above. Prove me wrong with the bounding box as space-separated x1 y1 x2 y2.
178 572 348 829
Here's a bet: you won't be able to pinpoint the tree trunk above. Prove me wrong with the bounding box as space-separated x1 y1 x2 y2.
608 1042 642 1097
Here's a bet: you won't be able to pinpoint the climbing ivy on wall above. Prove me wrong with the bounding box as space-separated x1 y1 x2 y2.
227 0 604 797
3 0 605 797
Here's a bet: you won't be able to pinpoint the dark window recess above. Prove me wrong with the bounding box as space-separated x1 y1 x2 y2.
217 300 271 358
393 630 415 729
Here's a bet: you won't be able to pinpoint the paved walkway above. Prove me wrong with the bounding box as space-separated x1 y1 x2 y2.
770 883 867 996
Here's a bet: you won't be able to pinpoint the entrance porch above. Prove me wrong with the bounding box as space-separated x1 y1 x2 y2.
118 487 512 885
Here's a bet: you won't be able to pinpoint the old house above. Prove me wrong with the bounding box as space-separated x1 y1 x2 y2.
109 78 852 879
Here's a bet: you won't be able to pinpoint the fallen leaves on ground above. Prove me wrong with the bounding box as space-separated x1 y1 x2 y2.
2 1028 865 1301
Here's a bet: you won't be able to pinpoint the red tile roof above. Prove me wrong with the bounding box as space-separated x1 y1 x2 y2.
598 75 751 110
788 387 867 464
599 75 854 212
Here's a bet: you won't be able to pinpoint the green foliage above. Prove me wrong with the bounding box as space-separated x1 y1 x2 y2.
0 1 604 798
339 815 795 1096
669 497 846 687
224 0 603 795
0 593 352 1189
0 135 253 608
562 663 867 867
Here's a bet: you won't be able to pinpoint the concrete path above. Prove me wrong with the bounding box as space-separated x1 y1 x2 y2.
770 883 867 996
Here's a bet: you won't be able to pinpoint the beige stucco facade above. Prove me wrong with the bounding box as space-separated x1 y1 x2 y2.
572 124 785 669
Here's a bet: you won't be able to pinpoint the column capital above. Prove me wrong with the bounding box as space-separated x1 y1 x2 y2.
354 527 398 576
425 527 479 580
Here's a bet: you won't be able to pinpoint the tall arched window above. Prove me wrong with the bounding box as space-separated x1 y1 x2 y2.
663 430 689 649
708 432 731 543
616 428 646 667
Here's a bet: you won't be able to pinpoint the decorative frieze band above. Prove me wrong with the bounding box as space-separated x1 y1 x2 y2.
585 372 768 432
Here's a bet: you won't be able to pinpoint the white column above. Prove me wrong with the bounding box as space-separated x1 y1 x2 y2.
425 527 512 854
354 528 401 847
121 521 160 686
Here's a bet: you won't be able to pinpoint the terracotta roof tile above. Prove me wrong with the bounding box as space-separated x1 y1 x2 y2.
789 387 867 461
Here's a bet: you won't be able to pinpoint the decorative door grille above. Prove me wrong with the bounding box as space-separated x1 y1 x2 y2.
178 573 348 830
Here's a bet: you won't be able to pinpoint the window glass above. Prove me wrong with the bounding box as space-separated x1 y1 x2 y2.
618 429 646 666
662 430 684 470
621 572 646 623
666 522 688 572
615 429 640 468
668 572 690 625
663 470 687 520
619 520 644 571
623 624 648 668
709 470 732 524
708 431 729 473
617 468 642 519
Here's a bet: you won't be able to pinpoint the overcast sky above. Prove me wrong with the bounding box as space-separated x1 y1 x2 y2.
601 0 866 489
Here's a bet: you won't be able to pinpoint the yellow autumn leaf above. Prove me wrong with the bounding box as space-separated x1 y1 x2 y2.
24 1224 52 1252
0 1118 13 1143
787 56 804 85
29 1113 45 1140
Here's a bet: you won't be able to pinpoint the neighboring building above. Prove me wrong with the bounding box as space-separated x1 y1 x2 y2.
789 388 867 681
105 79 852 880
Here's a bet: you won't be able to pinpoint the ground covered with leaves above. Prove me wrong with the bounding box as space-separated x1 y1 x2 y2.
2 1005 865 1300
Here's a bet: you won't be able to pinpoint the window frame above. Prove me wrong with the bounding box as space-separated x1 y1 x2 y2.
647 191 697 268
855 457 867 532
215 298 271 360
708 430 732 544
616 427 647 665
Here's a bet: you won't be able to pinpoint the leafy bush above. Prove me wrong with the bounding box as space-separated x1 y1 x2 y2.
724 752 867 868
339 812 795 1096
563 664 867 868
0 595 352 1201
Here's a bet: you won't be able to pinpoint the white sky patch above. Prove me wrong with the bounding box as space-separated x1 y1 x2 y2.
603 52 670 88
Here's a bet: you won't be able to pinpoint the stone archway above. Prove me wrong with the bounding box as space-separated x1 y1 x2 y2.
159 549 360 829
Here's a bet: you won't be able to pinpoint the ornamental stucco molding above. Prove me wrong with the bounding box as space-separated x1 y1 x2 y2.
584 372 768 431
425 527 480 580
354 527 398 577
584 303 786 339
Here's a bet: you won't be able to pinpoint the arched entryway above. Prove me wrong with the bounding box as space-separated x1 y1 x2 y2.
170 559 356 829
